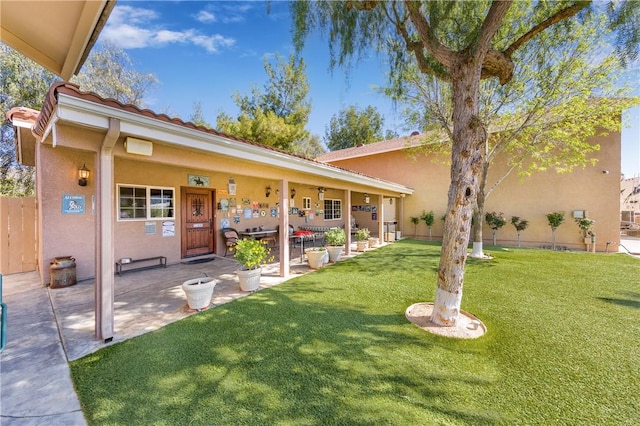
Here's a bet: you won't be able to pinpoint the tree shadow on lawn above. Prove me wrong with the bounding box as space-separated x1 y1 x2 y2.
72 284 499 425
597 290 640 309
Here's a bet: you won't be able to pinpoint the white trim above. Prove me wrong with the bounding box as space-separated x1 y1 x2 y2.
55 94 414 195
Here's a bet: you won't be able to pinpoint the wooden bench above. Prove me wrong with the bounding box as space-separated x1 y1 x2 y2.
115 256 167 275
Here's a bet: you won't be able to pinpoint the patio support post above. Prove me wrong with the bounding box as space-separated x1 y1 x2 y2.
345 191 352 255
279 180 290 278
377 194 384 242
95 118 119 342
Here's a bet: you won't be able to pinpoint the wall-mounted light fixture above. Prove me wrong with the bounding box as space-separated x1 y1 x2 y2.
78 164 90 186
265 185 272 198
228 177 236 195
291 188 296 198
389 198 393 205
364 193 370 204
318 187 325 200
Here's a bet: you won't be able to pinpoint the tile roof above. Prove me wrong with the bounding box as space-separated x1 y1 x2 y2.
7 82 413 193
315 131 447 162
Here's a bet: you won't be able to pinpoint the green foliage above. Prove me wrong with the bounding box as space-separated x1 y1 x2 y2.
410 216 420 226
70 241 640 424
355 228 370 241
71 41 158 108
324 105 388 151
420 210 435 227
290 134 326 159
324 228 346 246
1 44 58 196
232 238 272 270
1 42 159 196
511 216 529 232
575 217 596 234
546 212 566 230
216 53 311 152
485 211 507 230
189 101 211 128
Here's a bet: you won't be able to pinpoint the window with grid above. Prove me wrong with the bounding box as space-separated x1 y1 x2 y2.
323 199 342 220
118 185 174 220
302 197 311 210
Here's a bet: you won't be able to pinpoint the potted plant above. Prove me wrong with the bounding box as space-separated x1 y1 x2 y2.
233 238 272 291
305 246 328 269
511 216 529 247
355 228 370 252
324 228 346 262
182 276 216 311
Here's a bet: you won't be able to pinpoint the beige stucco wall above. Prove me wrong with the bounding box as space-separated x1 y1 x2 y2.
328 131 622 252
35 124 394 283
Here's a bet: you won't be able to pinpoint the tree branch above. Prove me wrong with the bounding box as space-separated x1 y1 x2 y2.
474 1 513 56
404 1 457 69
505 1 591 57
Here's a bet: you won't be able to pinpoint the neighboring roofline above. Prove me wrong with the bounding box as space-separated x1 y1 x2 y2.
16 82 414 195
315 131 447 163
316 97 633 164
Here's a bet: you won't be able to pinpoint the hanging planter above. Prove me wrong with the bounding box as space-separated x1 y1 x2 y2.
182 277 216 311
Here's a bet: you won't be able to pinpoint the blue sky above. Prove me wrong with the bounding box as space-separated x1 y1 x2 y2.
98 1 639 176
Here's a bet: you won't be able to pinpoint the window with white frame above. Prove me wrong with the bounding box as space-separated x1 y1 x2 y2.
118 185 175 220
302 197 311 210
323 199 342 220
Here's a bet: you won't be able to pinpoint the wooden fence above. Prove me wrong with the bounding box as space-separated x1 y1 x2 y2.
0 197 37 274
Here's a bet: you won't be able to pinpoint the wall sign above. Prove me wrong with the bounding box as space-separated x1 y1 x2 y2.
188 174 210 187
62 194 85 214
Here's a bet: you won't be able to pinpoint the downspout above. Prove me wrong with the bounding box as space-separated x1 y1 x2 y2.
95 117 120 342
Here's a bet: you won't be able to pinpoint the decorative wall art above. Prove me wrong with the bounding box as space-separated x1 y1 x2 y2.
188 174 209 187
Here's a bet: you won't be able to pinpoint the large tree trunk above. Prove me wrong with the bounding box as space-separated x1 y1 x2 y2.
470 161 489 258
432 60 487 326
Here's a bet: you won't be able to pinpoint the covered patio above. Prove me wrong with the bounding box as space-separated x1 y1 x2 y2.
46 240 375 361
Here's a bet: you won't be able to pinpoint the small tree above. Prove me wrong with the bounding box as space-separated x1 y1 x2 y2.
410 216 420 237
420 210 435 241
510 216 529 248
485 211 507 246
546 212 566 251
575 218 596 252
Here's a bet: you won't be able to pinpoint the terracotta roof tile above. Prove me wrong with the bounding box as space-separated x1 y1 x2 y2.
17 82 401 184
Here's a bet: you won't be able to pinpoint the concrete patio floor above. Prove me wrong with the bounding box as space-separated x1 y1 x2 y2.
52 246 360 362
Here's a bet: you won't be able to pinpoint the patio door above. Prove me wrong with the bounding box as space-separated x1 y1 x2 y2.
181 187 214 257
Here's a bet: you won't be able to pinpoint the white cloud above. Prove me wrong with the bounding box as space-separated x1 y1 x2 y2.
195 10 216 23
101 4 235 54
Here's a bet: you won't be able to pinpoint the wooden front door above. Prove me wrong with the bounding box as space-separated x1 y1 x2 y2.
181 187 214 257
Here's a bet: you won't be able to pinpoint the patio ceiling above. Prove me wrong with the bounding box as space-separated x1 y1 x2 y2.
0 0 115 80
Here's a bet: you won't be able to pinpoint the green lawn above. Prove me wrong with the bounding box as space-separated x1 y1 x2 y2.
70 240 640 425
